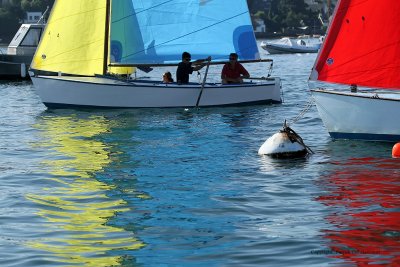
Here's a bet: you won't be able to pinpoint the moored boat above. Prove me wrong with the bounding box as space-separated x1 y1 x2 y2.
0 7 48 80
0 23 45 79
309 0 400 142
260 36 322 54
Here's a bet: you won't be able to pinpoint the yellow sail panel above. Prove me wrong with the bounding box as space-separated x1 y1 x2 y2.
31 0 107 76
108 65 135 75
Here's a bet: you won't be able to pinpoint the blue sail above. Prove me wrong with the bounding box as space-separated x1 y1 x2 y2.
110 0 259 65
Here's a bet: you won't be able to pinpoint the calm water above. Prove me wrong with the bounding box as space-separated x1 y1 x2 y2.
0 46 399 267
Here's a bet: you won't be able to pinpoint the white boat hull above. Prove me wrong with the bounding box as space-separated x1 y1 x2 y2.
31 75 281 108
260 38 321 54
262 44 319 54
311 89 400 142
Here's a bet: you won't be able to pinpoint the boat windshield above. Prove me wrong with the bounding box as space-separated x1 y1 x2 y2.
20 28 42 47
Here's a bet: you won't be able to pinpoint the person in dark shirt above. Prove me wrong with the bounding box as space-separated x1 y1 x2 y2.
176 52 208 84
221 53 250 84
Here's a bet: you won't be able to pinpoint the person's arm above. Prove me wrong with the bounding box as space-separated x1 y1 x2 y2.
221 64 229 83
192 56 211 70
193 65 204 71
221 64 227 80
239 63 250 79
192 56 211 65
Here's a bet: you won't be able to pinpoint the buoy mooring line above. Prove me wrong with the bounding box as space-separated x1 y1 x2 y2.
282 121 314 155
258 97 315 158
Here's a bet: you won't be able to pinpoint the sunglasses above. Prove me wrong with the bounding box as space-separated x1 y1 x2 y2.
185 57 191 61
229 57 236 60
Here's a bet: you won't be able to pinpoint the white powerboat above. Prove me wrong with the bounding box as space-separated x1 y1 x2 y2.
261 36 322 54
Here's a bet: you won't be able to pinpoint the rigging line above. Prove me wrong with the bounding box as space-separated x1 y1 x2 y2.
288 97 315 126
39 38 104 60
120 11 249 60
46 6 106 25
112 0 175 24
209 43 261 62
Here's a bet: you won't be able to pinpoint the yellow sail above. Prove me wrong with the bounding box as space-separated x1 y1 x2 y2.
31 0 107 76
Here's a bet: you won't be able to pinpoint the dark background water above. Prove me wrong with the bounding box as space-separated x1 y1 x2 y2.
0 45 399 267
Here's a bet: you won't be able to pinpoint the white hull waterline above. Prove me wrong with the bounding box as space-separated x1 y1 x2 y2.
261 43 320 54
32 76 281 108
311 89 400 142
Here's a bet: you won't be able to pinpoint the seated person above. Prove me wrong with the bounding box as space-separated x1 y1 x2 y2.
176 52 208 84
221 53 250 84
163 71 174 83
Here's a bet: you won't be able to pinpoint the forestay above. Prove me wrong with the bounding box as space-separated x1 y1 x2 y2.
310 0 400 90
110 0 259 65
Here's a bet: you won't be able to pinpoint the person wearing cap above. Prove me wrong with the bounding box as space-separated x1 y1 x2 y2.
221 53 249 84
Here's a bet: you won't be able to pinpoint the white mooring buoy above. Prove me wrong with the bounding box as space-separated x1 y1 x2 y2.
258 121 312 158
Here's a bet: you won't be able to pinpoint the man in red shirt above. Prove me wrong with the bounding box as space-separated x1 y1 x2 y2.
221 53 250 84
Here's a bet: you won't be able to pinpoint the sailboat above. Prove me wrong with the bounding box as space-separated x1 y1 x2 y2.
29 0 281 108
310 0 400 142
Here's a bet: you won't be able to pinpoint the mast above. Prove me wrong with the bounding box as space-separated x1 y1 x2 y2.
103 0 111 75
327 0 331 20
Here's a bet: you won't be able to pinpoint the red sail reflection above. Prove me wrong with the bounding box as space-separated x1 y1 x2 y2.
316 158 400 266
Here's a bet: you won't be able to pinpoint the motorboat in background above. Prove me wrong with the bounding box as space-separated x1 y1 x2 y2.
310 0 400 142
260 36 323 54
0 7 48 80
0 23 45 79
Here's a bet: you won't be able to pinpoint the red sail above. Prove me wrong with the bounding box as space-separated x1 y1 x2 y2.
311 0 400 90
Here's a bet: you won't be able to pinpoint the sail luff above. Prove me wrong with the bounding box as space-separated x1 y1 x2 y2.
311 0 348 80
311 0 400 90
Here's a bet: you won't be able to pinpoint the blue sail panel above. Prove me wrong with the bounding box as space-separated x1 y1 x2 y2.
110 0 259 65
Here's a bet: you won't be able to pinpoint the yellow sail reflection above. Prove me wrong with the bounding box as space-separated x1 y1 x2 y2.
27 114 144 266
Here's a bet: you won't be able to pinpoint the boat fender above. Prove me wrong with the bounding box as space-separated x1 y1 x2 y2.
258 121 312 158
392 143 400 158
20 63 26 78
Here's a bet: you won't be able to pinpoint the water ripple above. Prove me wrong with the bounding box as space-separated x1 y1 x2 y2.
1 52 398 266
